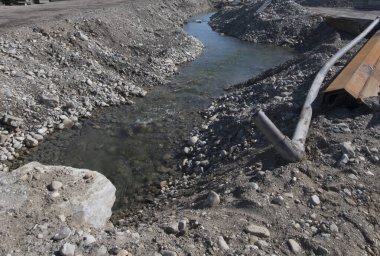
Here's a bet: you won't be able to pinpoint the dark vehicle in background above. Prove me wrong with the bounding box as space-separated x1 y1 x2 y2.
1 0 50 5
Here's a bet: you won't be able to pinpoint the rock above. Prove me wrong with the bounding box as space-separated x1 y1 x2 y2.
2 114 24 128
163 223 179 234
178 219 187 234
341 141 355 157
25 135 38 148
86 78 93 86
271 195 284 205
189 136 199 145
40 94 60 107
161 250 177 256
184 147 191 154
53 227 72 241
338 154 349 166
330 223 339 233
116 249 130 256
37 127 48 135
62 118 74 129
0 134 10 145
316 245 329 255
288 239 302 253
75 31 89 41
14 162 116 228
255 240 269 249
244 224 270 238
60 243 76 256
82 233 96 246
217 236 230 250
48 180 63 191
95 245 108 256
204 190 220 207
310 195 320 206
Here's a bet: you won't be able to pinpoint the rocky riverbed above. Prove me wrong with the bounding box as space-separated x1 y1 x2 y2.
1 0 380 255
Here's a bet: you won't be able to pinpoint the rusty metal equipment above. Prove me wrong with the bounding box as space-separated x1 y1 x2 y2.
253 17 380 162
323 30 380 107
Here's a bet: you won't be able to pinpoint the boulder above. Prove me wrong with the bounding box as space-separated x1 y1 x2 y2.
9 162 116 229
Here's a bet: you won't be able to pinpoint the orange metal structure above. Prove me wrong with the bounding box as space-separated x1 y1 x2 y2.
324 30 380 107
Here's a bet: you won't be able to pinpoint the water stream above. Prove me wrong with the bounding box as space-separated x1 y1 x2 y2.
24 13 294 208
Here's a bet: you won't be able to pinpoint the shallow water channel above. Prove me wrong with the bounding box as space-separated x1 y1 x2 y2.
25 13 294 208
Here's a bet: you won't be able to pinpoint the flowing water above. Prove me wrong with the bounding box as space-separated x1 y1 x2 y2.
24 13 294 208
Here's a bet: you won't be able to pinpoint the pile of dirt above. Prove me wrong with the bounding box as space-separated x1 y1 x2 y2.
210 0 323 48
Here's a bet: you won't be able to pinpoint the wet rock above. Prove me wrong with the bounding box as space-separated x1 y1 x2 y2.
244 224 270 238
288 239 302 253
218 236 230 250
204 190 220 207
60 243 76 256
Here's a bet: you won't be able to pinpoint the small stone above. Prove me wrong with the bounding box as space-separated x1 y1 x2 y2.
37 127 48 135
204 190 220 207
53 227 71 241
25 135 38 148
254 240 269 249
271 196 284 205
217 236 230 250
48 180 63 191
62 118 74 129
58 214 66 222
86 78 93 85
161 250 177 256
60 243 76 256
244 224 270 238
184 147 191 154
310 195 320 206
82 233 96 246
96 245 108 256
164 223 179 235
330 223 339 233
341 141 355 157
40 94 60 107
190 136 199 145
75 31 89 41
116 249 130 256
338 154 349 165
178 219 187 234
2 114 24 128
316 245 329 255
288 239 302 253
